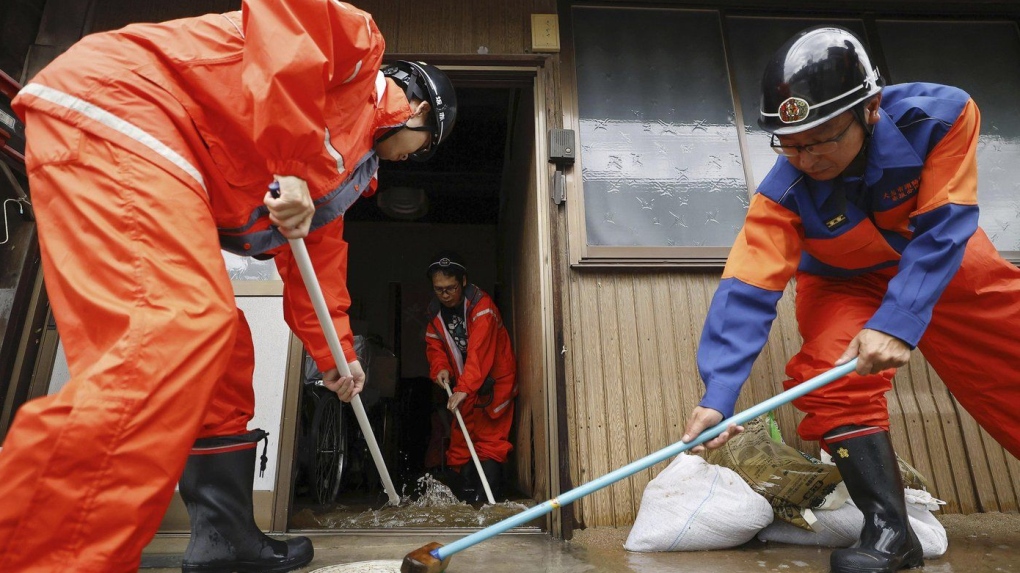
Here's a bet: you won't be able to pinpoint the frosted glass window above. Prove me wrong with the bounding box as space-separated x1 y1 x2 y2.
876 20 1020 252
725 17 866 190
573 7 748 248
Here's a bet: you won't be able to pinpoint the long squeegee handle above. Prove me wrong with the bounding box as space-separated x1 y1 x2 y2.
433 358 859 560
267 181 401 506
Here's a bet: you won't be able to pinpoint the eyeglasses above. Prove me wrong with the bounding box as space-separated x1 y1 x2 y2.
405 122 436 160
433 284 461 296
770 118 856 157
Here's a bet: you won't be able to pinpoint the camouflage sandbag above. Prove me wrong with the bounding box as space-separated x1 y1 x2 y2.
703 416 843 530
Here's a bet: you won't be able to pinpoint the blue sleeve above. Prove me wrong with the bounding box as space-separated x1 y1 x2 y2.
697 277 784 418
865 203 978 346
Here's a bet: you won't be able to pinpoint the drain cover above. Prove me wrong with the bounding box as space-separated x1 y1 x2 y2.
308 560 404 573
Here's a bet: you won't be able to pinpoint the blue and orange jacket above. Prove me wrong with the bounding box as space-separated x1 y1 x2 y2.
698 83 981 417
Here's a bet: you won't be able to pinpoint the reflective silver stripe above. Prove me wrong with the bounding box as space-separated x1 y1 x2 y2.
221 13 244 38
491 396 514 415
425 331 441 340
324 127 344 173
760 76 876 118
375 71 386 105
472 308 493 322
20 83 206 192
343 60 363 85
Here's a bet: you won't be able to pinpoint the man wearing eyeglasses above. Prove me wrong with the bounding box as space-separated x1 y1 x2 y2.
424 253 518 503
683 25 1020 573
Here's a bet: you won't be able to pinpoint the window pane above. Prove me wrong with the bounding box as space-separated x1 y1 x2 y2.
725 17 866 189
573 7 747 248
877 20 1020 252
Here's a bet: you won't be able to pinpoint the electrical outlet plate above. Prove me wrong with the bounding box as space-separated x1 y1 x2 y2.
531 14 560 52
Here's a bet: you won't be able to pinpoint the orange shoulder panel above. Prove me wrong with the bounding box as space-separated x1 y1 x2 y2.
722 193 802 291
913 99 980 218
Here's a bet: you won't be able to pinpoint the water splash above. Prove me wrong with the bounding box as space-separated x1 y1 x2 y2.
295 473 532 529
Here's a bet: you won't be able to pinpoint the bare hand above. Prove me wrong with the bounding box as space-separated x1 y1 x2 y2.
434 369 451 388
322 360 366 402
266 175 315 238
682 406 741 453
835 328 911 375
447 391 468 411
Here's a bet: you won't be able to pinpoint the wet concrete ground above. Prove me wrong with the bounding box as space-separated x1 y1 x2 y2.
141 512 1018 572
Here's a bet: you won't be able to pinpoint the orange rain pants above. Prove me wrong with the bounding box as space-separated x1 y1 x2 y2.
0 114 257 573
786 227 1020 458
447 390 515 468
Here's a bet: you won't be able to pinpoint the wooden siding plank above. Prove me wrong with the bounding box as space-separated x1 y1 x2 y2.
566 271 591 525
660 274 692 443
953 396 1003 512
595 275 632 525
612 273 648 523
577 273 613 526
631 276 670 480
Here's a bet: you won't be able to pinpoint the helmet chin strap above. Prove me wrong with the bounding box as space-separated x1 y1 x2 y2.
836 103 874 179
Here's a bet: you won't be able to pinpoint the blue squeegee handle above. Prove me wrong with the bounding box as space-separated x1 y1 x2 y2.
434 358 859 560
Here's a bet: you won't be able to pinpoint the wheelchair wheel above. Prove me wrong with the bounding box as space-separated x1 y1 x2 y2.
309 390 348 504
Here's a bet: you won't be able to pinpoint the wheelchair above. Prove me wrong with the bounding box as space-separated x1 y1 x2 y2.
297 356 350 505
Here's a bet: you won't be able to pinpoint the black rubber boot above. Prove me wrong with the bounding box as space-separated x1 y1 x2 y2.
179 430 314 573
480 459 504 501
824 426 923 573
458 464 480 503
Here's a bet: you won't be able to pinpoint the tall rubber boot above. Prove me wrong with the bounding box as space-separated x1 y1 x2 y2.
824 426 923 573
458 464 480 503
179 430 314 573
479 459 504 501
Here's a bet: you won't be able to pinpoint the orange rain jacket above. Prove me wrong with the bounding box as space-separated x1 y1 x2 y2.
425 285 518 418
13 0 413 369
425 285 518 464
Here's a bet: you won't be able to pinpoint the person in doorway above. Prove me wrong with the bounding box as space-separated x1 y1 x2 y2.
0 2 457 572
682 26 1020 573
424 252 518 503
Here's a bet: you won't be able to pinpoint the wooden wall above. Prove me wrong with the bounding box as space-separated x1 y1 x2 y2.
356 0 556 55
500 87 551 499
560 271 1020 527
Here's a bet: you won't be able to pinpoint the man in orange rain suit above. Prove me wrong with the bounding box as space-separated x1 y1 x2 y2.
682 26 1020 573
425 253 518 502
0 1 457 572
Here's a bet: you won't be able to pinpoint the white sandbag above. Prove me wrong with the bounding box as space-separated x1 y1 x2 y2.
757 499 862 547
904 488 948 558
757 488 948 558
625 453 773 552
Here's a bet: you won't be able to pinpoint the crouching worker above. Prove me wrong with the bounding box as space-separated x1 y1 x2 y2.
425 253 518 503
683 26 1020 573
0 1 457 572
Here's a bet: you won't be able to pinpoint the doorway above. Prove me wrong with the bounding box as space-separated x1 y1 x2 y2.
285 72 557 532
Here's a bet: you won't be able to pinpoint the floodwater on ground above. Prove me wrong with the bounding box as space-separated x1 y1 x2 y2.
290 473 538 529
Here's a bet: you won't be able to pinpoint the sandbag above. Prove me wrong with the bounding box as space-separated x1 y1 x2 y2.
756 488 948 558
625 453 773 552
704 416 843 529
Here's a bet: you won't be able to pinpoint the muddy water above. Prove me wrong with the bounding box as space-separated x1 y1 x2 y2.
291 474 536 529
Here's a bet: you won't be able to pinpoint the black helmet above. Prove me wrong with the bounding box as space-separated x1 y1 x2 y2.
758 26 883 135
382 60 458 161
